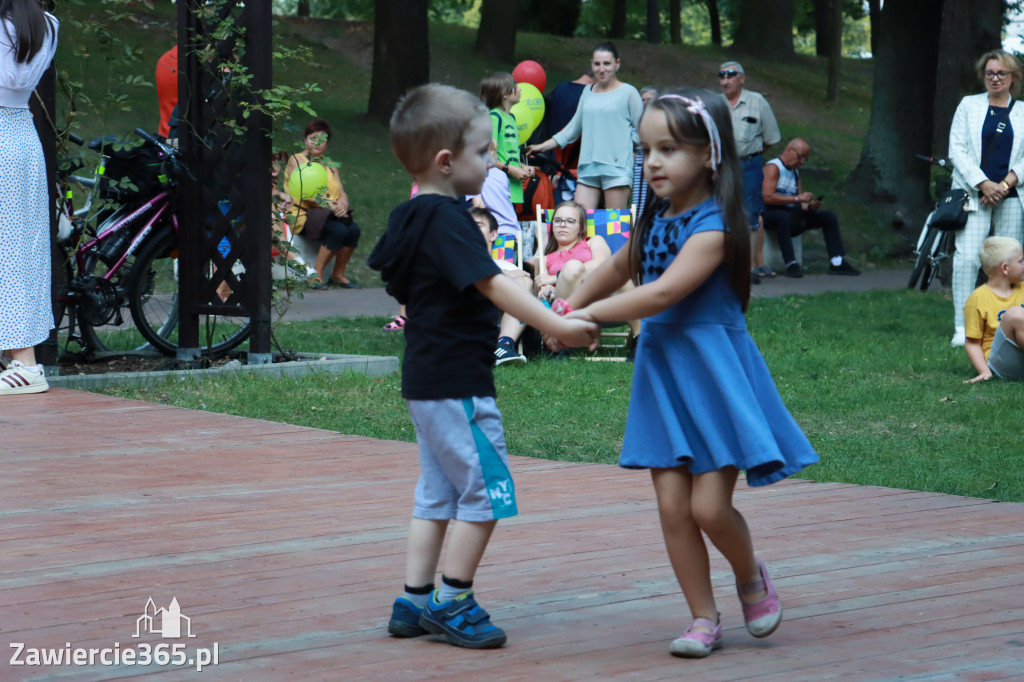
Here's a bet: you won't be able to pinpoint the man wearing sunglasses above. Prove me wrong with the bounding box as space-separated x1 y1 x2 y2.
719 61 781 283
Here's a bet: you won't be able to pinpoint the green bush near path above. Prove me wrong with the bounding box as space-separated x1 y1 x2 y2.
99 289 1024 505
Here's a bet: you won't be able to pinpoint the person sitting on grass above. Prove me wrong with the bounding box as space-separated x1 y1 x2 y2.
469 207 533 367
963 236 1024 383
369 83 599 650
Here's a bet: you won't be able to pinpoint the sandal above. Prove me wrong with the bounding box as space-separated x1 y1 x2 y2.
737 557 782 638
382 315 407 332
754 265 776 278
669 615 722 658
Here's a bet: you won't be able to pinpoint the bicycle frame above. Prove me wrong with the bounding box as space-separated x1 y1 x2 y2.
71 189 178 279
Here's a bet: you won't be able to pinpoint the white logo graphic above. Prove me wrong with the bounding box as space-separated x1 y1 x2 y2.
134 597 196 639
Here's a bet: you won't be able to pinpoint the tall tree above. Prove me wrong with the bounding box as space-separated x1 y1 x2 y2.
732 0 794 57
646 0 660 43
825 0 842 101
670 0 681 44
931 0 1003 157
848 0 943 221
610 0 627 39
476 0 520 62
297 0 310 17
706 0 722 46
367 0 429 125
814 0 833 57
519 0 582 36
866 0 879 57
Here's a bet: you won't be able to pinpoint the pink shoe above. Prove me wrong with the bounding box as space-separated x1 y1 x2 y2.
669 616 722 658
737 557 782 638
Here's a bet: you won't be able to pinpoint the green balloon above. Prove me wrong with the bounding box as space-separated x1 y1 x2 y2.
289 161 328 201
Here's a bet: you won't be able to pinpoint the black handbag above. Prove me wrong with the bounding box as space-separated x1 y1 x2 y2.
933 99 1017 231
929 189 970 231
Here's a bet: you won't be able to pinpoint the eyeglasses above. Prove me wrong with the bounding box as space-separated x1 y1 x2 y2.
718 70 740 79
552 218 578 226
985 70 1011 81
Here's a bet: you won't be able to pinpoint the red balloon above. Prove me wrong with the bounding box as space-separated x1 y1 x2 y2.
513 60 546 93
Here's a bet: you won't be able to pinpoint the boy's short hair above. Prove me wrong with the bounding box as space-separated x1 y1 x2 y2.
390 83 488 176
304 118 332 139
469 206 498 235
979 236 1023 273
480 72 517 110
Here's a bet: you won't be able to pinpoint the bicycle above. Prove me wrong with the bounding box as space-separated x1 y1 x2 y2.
54 128 251 358
907 155 956 291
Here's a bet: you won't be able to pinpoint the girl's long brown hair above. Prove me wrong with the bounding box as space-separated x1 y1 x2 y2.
628 88 751 311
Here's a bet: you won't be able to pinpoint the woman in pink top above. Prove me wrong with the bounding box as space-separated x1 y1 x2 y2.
530 201 611 302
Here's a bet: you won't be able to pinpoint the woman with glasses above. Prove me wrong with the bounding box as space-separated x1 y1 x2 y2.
527 42 643 211
529 201 611 302
948 49 1024 347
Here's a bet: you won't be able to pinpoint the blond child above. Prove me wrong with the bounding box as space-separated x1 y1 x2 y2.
963 236 1024 383
368 84 598 649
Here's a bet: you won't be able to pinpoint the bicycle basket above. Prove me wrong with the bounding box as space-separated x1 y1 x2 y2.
94 138 172 202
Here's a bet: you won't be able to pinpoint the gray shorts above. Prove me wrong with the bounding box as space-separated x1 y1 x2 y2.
988 326 1024 381
406 397 518 522
577 162 633 191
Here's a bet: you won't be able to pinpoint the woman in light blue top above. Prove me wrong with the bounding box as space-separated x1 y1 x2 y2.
529 42 643 210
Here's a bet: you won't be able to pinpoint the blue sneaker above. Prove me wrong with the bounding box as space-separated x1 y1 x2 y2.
387 597 427 638
418 590 507 649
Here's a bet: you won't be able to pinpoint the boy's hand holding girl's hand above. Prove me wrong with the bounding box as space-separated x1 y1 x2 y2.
544 305 600 352
547 316 600 351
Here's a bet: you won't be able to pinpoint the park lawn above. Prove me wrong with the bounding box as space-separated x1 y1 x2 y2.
98 289 1024 504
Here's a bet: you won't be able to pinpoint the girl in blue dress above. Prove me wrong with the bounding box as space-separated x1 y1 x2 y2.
551 88 819 658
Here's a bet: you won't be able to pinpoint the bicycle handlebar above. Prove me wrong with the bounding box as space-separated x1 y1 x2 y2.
916 154 952 171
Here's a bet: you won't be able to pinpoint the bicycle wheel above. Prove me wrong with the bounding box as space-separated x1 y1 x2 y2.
76 206 153 353
935 231 955 289
908 226 939 289
128 228 252 357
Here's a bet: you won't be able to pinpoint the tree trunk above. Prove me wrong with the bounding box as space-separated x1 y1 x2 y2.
610 0 627 39
646 0 660 43
867 0 879 57
367 0 429 125
297 0 309 17
825 0 842 101
931 0 1004 158
670 0 680 44
706 0 721 46
849 0 944 221
520 0 582 36
732 0 794 57
476 0 519 62
815 0 833 58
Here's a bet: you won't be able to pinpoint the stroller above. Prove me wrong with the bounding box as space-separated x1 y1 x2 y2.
516 151 577 221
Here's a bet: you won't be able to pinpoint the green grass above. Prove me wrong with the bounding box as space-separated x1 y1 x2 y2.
98 290 1024 504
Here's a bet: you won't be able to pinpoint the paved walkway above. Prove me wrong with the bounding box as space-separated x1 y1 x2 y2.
2 389 1021 681
277 270 916 322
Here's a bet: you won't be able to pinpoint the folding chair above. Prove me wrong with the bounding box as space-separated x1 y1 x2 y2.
490 233 522 269
535 205 637 359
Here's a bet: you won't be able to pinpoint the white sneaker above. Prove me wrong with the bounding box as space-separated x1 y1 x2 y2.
950 327 966 348
0 361 49 395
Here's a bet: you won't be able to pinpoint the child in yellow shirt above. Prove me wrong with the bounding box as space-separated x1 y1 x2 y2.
963 236 1024 383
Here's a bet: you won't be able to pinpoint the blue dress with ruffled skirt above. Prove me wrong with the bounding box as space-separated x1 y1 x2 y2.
620 199 819 486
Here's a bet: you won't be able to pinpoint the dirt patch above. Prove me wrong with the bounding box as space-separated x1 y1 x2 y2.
55 354 240 376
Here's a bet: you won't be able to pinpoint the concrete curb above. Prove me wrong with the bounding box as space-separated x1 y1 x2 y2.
48 353 399 391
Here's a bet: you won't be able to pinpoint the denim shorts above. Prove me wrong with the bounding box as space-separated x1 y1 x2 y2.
988 326 1024 380
577 162 633 191
406 397 518 521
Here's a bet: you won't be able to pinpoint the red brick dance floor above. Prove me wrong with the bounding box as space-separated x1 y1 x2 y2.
2 389 1023 681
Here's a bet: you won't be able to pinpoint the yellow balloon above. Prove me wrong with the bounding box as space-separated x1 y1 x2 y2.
511 82 545 144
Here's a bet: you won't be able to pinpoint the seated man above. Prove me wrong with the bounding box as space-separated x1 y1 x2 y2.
762 138 860 277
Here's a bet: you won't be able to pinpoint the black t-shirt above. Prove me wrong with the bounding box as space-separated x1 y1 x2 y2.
369 195 501 400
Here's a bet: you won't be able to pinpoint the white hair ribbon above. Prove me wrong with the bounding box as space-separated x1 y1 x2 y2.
657 94 722 174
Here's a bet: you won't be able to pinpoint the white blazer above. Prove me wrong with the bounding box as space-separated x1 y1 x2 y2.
948 92 1024 212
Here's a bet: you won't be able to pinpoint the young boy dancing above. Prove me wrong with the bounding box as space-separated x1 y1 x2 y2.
963 236 1024 383
369 84 599 649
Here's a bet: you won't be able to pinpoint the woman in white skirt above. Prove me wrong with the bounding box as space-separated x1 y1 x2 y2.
0 0 59 395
